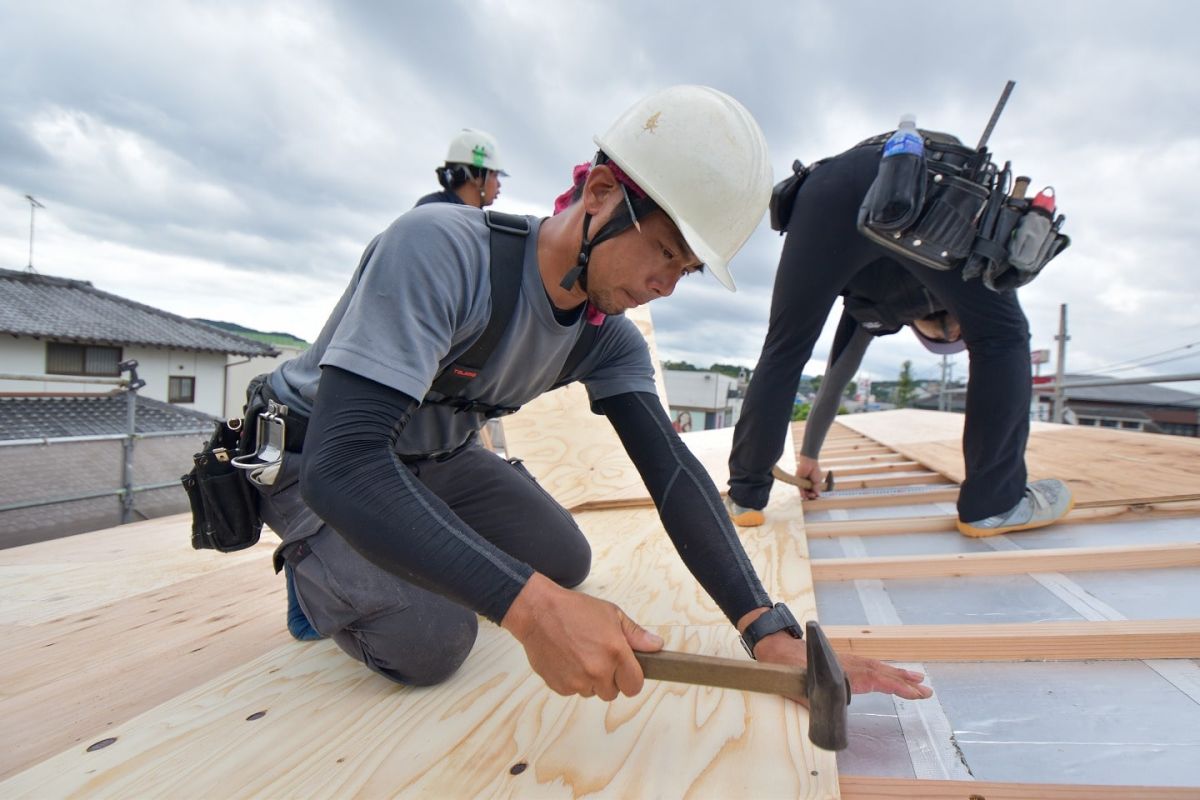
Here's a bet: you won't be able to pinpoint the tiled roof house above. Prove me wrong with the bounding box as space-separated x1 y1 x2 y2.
0 267 276 423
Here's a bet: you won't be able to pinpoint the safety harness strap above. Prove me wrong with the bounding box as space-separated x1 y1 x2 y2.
430 211 529 399
551 318 604 392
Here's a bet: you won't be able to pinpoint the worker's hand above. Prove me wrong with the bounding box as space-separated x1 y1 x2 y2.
795 455 824 500
753 631 932 703
502 572 663 700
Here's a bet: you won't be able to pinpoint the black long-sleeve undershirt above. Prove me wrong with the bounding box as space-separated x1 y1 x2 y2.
301 366 770 627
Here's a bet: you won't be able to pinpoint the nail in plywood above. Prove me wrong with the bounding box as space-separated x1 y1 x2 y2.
826 620 1200 661
0 483 839 797
0 554 288 781
1 625 840 798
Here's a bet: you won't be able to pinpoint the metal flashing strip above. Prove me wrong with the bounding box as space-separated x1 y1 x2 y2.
984 534 1200 706
837 523 973 781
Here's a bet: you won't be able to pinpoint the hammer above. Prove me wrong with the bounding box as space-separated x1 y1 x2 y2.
772 464 835 493
634 621 851 751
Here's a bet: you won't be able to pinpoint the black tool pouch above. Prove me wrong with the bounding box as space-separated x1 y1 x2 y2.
983 223 1071 292
858 139 988 271
769 160 812 234
181 418 263 553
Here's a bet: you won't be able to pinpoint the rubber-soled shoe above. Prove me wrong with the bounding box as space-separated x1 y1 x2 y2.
957 479 1075 538
725 495 765 527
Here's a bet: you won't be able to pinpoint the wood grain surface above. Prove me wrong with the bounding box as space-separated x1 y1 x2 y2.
835 409 1200 503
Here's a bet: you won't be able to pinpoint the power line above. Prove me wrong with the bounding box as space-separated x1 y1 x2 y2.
1095 348 1200 375
1087 339 1200 374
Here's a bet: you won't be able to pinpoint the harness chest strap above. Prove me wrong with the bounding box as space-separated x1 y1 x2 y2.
428 210 603 418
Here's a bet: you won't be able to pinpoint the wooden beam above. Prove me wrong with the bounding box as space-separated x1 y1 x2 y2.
820 445 894 457
807 516 957 538
826 620 1200 661
835 472 951 490
803 487 960 511
840 776 1200 799
1081 493 1200 509
820 453 907 466
804 498 1200 538
828 461 922 477
811 542 1200 581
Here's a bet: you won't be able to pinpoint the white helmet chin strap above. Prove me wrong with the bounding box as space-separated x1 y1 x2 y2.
560 181 647 292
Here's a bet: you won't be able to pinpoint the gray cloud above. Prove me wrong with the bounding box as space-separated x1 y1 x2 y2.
2 0 1198 389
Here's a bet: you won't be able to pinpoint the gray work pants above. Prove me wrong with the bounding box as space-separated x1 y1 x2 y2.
257 444 591 686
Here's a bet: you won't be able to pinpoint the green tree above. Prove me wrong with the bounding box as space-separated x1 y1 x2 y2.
791 402 811 422
844 380 857 399
662 360 698 371
808 373 823 396
896 360 916 408
708 363 749 379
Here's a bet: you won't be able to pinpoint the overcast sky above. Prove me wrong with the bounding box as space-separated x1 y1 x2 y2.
3 1 1198 391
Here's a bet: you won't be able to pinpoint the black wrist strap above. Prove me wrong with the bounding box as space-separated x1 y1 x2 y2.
740 602 803 659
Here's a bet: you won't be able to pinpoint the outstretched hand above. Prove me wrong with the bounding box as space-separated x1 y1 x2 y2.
753 628 932 703
502 572 663 700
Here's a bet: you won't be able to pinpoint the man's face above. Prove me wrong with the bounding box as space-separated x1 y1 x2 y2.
482 171 501 206
585 206 702 316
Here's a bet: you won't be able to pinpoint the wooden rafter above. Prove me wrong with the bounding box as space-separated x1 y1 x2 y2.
827 620 1200 661
840 775 1200 799
811 541 1200 581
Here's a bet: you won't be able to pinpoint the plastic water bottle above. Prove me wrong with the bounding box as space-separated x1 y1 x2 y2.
1008 187 1056 271
866 114 927 231
884 114 924 158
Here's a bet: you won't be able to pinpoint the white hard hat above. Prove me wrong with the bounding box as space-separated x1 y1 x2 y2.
593 85 772 291
446 128 507 175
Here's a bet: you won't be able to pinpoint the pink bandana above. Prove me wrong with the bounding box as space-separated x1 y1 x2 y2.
552 160 647 215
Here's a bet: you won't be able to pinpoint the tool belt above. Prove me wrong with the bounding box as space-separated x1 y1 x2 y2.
181 417 263 553
855 133 1070 291
768 159 815 234
180 375 309 553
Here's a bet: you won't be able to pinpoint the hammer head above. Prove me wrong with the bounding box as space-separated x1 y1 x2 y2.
803 621 851 751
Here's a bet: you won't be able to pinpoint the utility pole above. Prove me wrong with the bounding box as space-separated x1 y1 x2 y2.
1052 303 1069 423
24 194 45 273
939 354 948 411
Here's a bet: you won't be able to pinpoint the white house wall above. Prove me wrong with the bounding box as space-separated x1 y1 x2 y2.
138 348 227 418
224 346 304 419
0 337 227 418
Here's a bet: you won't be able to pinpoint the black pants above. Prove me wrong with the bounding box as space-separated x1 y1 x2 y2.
729 145 1031 522
258 444 590 685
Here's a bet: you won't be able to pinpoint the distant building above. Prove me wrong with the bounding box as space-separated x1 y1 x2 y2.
0 267 278 546
194 319 308 418
663 370 740 431
0 268 276 418
1034 374 1200 436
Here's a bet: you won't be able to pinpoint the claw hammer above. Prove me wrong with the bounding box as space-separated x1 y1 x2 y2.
772 463 835 493
634 621 851 751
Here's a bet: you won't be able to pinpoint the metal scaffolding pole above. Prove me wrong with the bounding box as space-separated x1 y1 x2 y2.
1053 303 1069 424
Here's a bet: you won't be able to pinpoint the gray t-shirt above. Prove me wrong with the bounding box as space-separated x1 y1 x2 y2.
269 204 657 456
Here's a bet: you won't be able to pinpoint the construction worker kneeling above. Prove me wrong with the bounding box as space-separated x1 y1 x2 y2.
239 86 930 704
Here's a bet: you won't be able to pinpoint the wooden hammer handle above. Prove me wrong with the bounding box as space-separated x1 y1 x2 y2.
634 649 805 697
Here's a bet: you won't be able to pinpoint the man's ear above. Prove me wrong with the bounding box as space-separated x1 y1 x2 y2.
581 165 621 216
